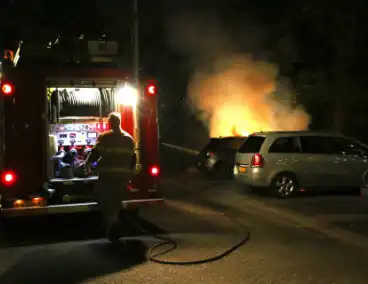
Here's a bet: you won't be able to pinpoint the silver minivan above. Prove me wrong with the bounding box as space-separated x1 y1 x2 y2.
234 131 368 198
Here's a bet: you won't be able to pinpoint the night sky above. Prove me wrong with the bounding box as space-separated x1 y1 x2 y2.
1 0 368 146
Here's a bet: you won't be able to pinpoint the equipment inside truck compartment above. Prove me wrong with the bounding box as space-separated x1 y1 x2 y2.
47 86 136 181
0 65 161 212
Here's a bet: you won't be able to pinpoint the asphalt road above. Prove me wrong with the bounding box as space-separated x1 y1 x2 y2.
0 169 368 283
1 145 368 283
159 143 197 177
167 169 368 245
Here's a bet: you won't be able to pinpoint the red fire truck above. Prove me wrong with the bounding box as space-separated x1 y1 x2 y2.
0 43 163 218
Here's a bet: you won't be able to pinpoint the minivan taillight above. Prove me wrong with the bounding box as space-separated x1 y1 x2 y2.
1 171 17 186
251 154 264 167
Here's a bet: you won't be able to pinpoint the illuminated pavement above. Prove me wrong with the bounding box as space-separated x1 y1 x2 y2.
166 169 368 248
1 172 368 283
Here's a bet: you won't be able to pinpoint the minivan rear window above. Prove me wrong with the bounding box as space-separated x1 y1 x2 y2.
238 136 265 153
204 137 245 151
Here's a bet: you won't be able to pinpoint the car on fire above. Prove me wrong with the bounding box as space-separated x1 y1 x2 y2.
196 136 247 179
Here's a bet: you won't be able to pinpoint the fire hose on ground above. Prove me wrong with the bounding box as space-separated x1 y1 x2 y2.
121 203 251 265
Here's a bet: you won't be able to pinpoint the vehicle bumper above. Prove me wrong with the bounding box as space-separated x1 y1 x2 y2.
196 159 216 172
0 198 164 217
233 166 270 187
361 187 368 200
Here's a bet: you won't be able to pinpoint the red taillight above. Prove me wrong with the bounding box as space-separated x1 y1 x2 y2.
1 83 14 96
147 84 156 95
1 171 17 186
150 166 160 177
251 154 264 167
102 122 107 130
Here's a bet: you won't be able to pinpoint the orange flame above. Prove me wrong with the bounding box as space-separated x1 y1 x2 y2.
188 56 310 138
231 125 248 137
231 125 238 136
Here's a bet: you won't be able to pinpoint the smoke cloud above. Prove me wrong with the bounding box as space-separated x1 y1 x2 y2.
167 11 310 137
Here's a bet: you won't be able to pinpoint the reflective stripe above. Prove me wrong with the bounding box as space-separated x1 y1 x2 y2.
93 144 105 151
105 148 134 155
99 167 133 174
93 145 134 155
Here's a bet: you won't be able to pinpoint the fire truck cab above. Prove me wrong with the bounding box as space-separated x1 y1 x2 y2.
0 42 162 218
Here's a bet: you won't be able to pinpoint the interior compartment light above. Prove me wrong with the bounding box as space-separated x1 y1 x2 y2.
116 85 138 106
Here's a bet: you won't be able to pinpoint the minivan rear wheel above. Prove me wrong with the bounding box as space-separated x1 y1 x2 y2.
269 173 298 198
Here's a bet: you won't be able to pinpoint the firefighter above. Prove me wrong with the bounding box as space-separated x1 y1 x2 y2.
84 112 136 242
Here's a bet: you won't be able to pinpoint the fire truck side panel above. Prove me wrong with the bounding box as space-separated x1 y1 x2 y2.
130 82 160 198
145 84 160 169
1 69 48 199
120 105 134 137
121 84 161 199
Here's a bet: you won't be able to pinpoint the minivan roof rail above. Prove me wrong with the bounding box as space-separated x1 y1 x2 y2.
250 130 342 135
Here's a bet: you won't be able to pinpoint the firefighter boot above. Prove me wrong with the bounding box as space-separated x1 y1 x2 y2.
107 222 122 244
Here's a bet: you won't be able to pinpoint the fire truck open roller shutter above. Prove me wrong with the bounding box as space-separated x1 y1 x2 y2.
46 79 121 88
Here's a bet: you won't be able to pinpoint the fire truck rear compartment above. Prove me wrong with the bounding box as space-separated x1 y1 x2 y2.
47 86 127 204
1 74 160 213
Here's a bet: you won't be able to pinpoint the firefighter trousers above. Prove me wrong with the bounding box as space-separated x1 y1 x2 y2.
95 177 129 233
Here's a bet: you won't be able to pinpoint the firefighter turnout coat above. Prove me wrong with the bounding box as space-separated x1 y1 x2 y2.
89 129 136 178
86 129 136 213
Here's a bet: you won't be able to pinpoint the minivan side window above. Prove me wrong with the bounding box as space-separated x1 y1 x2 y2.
300 136 337 154
331 137 368 157
238 136 265 153
268 137 300 153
